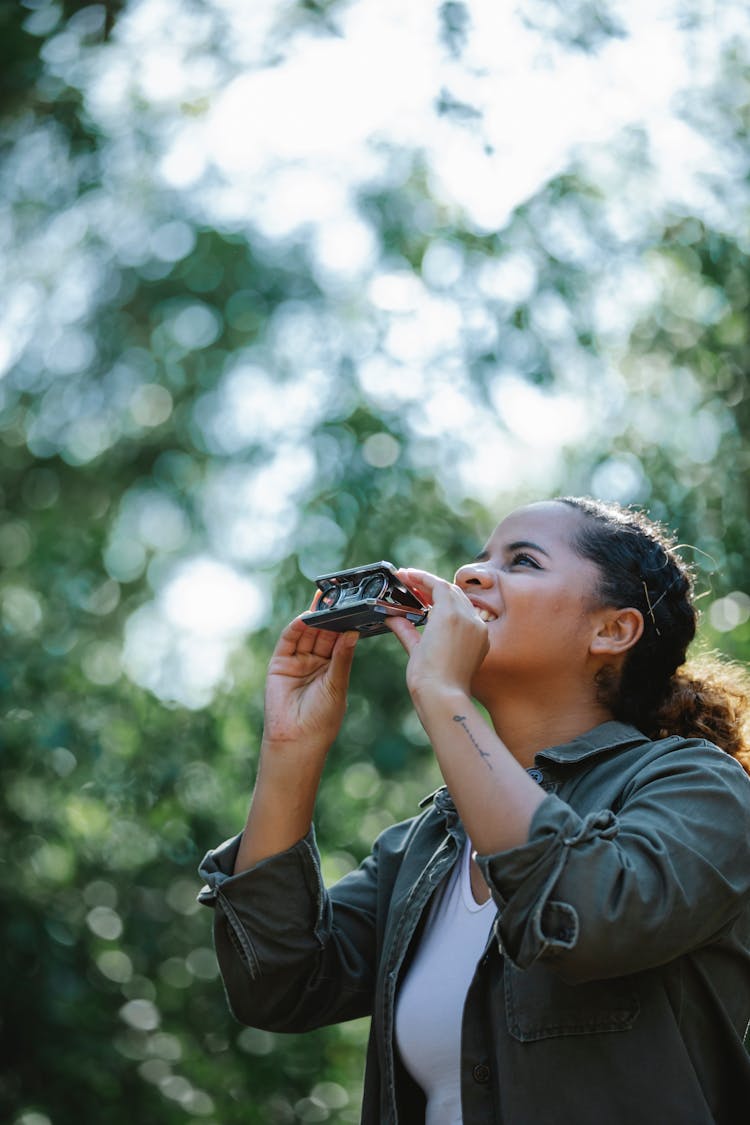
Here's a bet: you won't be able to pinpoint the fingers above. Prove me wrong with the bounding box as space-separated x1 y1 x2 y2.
296 621 337 658
276 617 339 659
385 615 421 654
397 568 480 636
274 616 309 654
398 568 471 611
396 567 440 606
329 628 359 679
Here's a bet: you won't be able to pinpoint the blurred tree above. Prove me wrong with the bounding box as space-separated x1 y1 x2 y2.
0 2 124 115
1 2 749 1123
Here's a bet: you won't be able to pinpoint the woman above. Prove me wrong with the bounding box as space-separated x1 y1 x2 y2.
199 497 750 1124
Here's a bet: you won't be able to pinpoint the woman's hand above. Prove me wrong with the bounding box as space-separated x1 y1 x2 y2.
263 617 358 754
386 568 489 704
234 619 358 873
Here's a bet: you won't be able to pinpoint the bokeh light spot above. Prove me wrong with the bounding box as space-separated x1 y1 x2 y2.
709 591 750 633
120 998 161 1032
361 432 400 468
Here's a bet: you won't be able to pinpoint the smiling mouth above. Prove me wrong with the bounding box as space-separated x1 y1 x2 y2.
475 607 497 623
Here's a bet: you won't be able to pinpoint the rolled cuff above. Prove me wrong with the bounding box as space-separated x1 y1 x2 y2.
197 828 329 980
476 794 618 969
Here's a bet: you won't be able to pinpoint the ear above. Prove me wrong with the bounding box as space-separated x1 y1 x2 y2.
589 607 644 657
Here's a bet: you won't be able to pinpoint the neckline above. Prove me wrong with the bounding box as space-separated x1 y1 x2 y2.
463 840 493 912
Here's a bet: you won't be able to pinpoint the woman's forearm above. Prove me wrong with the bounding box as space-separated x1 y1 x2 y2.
233 739 328 874
412 686 546 855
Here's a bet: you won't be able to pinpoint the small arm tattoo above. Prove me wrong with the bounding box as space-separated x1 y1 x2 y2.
453 714 493 770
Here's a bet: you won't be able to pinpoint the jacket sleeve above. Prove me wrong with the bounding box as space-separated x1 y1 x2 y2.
197 825 382 1032
475 741 750 982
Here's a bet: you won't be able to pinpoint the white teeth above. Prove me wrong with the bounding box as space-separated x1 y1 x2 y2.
476 608 497 623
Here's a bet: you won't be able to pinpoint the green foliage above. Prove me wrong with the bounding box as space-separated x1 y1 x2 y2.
2 3 750 1124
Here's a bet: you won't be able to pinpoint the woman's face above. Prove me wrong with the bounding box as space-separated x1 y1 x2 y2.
453 500 606 698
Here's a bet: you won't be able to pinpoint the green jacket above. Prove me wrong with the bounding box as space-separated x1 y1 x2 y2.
199 722 750 1123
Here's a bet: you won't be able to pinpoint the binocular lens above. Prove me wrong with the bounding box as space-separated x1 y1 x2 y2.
320 586 341 609
360 575 387 600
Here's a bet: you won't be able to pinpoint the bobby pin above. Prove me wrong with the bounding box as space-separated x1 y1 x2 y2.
641 580 662 635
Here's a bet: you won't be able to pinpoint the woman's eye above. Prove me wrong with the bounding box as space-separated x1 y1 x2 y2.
511 552 540 569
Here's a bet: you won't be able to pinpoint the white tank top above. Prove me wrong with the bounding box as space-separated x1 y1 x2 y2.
394 839 496 1125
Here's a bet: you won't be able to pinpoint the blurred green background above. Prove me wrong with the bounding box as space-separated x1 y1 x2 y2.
2 1 750 1122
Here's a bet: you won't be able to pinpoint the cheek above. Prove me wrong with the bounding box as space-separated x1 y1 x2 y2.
536 592 593 645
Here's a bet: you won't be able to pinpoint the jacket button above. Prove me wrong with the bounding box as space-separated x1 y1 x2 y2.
472 1063 490 1084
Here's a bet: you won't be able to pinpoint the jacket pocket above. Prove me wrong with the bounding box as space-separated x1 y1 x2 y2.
505 961 640 1042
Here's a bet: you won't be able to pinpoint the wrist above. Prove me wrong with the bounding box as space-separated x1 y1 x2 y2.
410 682 472 725
259 735 330 781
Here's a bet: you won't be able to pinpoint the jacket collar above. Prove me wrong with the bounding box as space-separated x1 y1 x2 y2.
535 720 649 767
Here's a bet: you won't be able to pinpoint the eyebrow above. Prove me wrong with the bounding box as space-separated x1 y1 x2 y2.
474 539 551 561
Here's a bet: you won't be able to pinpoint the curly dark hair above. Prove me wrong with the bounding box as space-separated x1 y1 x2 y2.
559 496 750 773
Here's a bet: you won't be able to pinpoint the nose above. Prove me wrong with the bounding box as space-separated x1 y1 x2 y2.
454 561 493 590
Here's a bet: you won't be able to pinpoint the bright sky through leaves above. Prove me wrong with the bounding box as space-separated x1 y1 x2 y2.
6 0 749 705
